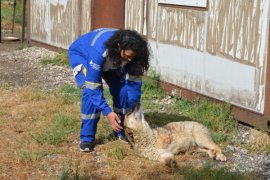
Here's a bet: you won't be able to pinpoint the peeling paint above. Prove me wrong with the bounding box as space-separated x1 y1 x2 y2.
158 6 205 51
125 0 270 113
147 0 158 39
207 0 270 67
50 0 68 9
30 0 92 49
125 0 144 34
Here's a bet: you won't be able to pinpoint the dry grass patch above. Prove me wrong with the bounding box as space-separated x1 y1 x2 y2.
0 85 247 179
246 129 270 153
0 87 82 179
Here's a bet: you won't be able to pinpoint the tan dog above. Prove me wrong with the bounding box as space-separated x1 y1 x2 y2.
124 103 227 167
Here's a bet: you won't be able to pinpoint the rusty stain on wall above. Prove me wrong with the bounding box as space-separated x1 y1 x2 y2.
30 0 92 49
125 0 144 34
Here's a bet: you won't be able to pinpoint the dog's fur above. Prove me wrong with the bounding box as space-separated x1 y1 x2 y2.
124 103 226 167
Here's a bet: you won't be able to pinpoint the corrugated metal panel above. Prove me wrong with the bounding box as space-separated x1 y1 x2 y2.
30 0 91 49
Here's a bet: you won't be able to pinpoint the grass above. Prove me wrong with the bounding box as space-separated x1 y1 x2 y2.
0 66 257 179
106 145 127 160
244 128 270 153
34 113 80 145
179 165 246 180
17 43 28 50
59 84 82 104
59 161 92 180
39 49 69 66
2 0 25 30
15 149 51 163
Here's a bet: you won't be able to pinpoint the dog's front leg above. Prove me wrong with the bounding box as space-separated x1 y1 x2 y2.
158 150 177 168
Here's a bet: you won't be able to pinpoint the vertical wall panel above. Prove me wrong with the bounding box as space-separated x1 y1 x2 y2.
158 6 205 51
125 0 144 34
81 0 92 35
125 0 270 114
147 0 158 40
207 0 270 67
30 0 92 49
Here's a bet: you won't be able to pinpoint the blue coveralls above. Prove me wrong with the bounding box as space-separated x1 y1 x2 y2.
68 28 142 143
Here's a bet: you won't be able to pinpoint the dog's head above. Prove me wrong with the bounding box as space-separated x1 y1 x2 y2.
124 102 144 130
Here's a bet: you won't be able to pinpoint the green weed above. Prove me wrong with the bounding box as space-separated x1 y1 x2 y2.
95 117 113 143
142 76 165 100
40 49 69 67
59 161 92 180
15 149 50 163
17 43 28 50
34 113 79 145
59 84 82 104
106 145 126 160
178 164 246 180
1 0 25 26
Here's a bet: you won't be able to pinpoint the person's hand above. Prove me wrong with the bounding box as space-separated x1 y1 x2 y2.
107 112 123 132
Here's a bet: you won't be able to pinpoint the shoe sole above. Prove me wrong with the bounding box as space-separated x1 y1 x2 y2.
80 148 93 152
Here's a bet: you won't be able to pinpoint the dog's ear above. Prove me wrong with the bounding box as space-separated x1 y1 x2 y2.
132 102 143 121
131 102 141 113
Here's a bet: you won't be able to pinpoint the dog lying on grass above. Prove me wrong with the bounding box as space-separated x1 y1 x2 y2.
124 103 227 167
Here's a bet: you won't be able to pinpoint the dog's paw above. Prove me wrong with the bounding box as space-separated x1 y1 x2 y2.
159 152 176 167
216 153 227 161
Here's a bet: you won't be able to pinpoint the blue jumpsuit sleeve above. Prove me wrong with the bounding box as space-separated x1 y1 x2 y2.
126 74 143 108
85 48 112 116
68 39 88 88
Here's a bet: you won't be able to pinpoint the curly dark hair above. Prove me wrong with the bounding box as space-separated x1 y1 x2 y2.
105 29 150 76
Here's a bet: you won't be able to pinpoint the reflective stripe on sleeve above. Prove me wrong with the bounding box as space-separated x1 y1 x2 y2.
126 74 142 82
113 107 131 114
91 29 117 46
84 81 102 90
81 112 101 120
73 64 83 77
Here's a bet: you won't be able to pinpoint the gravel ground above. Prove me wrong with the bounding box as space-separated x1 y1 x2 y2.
0 43 270 179
0 42 75 89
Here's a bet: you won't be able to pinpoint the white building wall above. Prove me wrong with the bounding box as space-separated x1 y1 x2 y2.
126 0 270 113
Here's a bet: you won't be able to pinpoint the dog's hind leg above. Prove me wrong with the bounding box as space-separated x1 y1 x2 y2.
197 148 215 159
194 134 226 161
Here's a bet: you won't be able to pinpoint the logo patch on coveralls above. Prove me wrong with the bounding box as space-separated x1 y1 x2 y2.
89 60 101 71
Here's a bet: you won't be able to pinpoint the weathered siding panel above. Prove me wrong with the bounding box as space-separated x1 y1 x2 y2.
125 0 270 114
125 0 144 34
207 0 268 67
30 0 91 49
147 0 158 39
158 6 205 51
81 0 92 35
